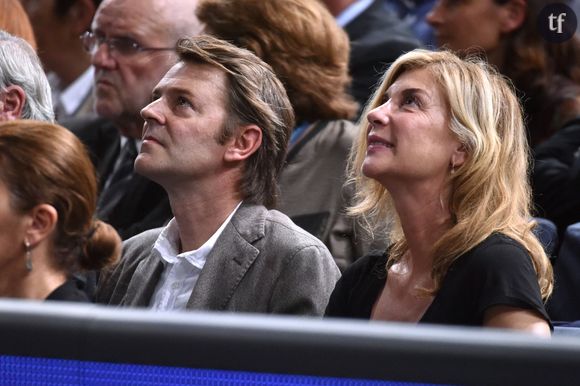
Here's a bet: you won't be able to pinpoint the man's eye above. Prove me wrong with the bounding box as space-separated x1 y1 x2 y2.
112 38 140 54
176 96 192 108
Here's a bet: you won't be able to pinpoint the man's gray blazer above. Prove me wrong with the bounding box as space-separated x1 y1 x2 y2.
96 203 341 315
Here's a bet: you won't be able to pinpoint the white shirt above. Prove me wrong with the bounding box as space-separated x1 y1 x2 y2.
335 0 374 27
50 67 95 116
149 202 243 310
60 66 94 115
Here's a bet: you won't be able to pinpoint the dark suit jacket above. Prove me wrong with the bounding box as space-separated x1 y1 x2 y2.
96 203 341 315
345 0 421 108
64 117 172 240
533 117 580 235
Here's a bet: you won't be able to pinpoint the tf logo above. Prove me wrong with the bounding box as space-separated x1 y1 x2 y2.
538 3 577 43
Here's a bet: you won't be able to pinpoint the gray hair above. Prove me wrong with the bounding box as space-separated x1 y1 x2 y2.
0 30 54 122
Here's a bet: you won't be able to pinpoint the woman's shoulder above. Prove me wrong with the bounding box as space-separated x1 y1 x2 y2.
341 249 389 282
452 233 535 277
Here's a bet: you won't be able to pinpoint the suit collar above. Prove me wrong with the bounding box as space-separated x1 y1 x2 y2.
186 202 267 310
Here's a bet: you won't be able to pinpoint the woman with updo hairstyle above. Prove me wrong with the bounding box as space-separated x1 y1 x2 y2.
0 120 120 301
325 49 553 336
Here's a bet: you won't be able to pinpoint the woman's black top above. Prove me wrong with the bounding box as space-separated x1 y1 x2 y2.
325 233 551 328
45 279 90 302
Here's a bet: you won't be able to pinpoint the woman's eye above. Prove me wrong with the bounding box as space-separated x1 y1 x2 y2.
402 95 420 107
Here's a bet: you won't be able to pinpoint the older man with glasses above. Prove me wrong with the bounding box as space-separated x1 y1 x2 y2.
71 0 203 241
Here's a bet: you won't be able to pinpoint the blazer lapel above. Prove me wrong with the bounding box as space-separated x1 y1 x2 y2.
122 250 164 307
186 204 265 310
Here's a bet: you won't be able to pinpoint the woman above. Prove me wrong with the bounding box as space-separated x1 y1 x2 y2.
427 0 580 147
0 120 120 301
325 49 553 336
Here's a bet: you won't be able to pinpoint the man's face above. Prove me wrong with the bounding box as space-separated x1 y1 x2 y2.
136 61 231 187
20 0 61 72
90 0 178 137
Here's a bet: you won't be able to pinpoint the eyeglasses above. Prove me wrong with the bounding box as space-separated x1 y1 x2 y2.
80 31 174 58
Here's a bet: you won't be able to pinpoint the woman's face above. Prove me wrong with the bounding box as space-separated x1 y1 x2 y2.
363 68 462 188
426 0 507 54
0 180 29 271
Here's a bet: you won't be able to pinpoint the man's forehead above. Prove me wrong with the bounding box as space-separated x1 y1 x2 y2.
94 0 169 36
166 61 226 84
156 61 228 97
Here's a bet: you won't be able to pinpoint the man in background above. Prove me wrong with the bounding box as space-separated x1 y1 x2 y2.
0 29 54 122
21 0 101 121
322 0 421 109
73 0 204 239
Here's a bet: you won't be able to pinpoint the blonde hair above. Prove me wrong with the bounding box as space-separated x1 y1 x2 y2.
348 49 553 299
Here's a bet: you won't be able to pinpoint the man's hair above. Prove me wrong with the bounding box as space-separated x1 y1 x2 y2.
176 35 294 208
197 0 357 123
0 30 54 122
54 0 102 18
348 49 553 299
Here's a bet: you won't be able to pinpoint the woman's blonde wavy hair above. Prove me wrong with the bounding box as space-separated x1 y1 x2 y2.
347 49 553 300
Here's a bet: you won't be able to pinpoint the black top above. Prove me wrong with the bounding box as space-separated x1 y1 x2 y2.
326 233 551 328
45 279 90 302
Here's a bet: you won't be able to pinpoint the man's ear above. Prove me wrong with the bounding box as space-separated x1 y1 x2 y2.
24 204 58 247
224 125 263 162
0 85 26 120
498 0 526 34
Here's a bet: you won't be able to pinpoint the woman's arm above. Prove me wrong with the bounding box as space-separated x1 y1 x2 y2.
483 305 551 337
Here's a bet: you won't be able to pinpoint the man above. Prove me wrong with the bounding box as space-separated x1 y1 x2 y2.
322 0 421 109
74 0 204 239
21 0 101 121
96 35 340 315
0 30 54 122
197 0 378 271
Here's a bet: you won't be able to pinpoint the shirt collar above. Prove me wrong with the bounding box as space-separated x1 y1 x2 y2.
153 201 243 269
335 0 374 27
59 66 95 115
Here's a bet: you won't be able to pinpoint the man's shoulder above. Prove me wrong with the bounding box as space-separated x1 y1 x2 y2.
123 227 163 256
233 204 328 250
262 208 331 251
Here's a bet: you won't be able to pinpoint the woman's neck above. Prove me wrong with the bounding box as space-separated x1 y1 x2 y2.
0 249 67 300
391 182 453 272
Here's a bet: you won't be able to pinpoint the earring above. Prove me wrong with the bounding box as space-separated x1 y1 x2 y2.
24 240 32 272
450 162 456 175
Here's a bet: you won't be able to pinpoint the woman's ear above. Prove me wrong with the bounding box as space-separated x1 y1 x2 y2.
24 204 58 247
499 0 526 34
451 144 467 169
224 124 263 162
